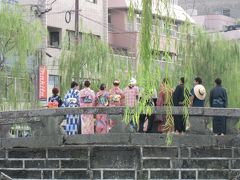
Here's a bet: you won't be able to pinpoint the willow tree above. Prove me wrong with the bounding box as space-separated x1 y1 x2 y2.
0 2 43 110
59 34 134 94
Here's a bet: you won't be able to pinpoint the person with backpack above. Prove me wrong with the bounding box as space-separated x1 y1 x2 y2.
48 87 63 108
62 81 80 135
79 80 95 134
95 83 110 134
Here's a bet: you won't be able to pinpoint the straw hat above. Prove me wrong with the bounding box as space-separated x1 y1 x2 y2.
129 78 137 85
194 84 206 100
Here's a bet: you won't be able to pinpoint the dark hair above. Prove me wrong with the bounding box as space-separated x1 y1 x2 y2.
100 83 106 90
84 80 91 87
113 80 120 86
194 77 202 84
163 78 168 84
71 81 78 88
180 77 184 84
215 78 222 85
52 87 59 95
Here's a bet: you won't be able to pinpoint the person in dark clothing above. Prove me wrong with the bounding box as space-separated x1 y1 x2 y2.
138 89 157 133
173 77 186 134
210 78 228 136
48 87 63 108
190 77 206 107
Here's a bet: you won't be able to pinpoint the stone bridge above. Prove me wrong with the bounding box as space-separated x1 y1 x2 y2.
0 107 240 180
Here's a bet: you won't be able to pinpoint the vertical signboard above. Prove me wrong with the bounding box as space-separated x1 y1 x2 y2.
39 65 48 99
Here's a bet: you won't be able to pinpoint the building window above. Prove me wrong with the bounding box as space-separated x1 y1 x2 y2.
49 75 60 87
48 27 61 48
136 14 141 31
86 0 97 4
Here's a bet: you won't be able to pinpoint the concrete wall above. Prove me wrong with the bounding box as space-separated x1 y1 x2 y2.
1 134 240 179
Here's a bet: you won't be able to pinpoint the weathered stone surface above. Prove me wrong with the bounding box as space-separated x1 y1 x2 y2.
54 170 89 179
198 170 229 179
65 134 130 145
48 148 88 159
137 170 148 180
92 171 101 179
0 170 41 179
143 159 170 169
150 170 179 179
103 171 135 179
43 171 52 179
143 147 178 157
131 133 167 146
188 116 211 134
233 147 240 158
0 160 22 168
181 170 196 179
61 160 88 169
181 159 229 169
190 147 232 157
180 147 190 158
90 147 140 169
0 150 6 158
1 136 63 149
8 149 46 159
25 160 59 169
231 160 240 169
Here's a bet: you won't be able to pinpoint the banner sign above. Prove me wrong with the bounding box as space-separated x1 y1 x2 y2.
39 65 48 99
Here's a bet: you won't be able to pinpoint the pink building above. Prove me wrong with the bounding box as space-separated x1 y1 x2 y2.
108 0 194 68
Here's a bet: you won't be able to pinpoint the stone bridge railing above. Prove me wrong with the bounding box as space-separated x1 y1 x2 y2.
0 107 239 148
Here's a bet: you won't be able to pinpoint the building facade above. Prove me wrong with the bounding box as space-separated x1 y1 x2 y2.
108 0 194 69
178 0 240 18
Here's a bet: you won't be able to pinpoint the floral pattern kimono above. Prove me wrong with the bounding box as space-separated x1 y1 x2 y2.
109 86 124 106
79 88 95 134
95 90 110 134
62 88 80 135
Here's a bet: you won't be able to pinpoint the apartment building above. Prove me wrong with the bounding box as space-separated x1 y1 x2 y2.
108 0 194 69
16 0 108 99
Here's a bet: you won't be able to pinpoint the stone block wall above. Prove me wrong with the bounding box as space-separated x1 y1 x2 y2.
1 146 240 179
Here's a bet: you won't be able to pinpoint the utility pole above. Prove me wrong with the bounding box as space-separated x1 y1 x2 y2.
75 0 79 44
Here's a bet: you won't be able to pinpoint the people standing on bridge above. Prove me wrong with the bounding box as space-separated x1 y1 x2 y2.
210 78 228 136
79 80 95 134
62 81 80 135
173 77 186 134
156 78 173 133
95 83 110 134
48 87 63 108
190 77 206 107
124 78 139 131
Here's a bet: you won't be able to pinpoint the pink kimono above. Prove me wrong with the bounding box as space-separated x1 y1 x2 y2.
79 88 95 134
109 86 124 107
95 90 110 134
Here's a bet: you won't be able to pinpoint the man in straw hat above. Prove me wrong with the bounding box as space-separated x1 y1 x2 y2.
190 77 206 107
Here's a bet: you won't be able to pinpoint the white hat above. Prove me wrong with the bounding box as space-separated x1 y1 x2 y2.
194 84 206 100
129 78 137 85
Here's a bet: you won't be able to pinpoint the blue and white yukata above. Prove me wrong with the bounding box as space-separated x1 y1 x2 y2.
62 88 80 135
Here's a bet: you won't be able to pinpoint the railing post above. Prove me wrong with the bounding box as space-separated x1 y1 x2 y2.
226 117 239 134
188 116 211 134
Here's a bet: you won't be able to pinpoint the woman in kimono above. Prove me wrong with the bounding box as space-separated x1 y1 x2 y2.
79 80 95 134
95 84 110 134
62 81 80 135
210 78 228 136
108 80 125 130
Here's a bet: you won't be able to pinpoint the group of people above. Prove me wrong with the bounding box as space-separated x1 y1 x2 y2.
171 77 228 136
48 76 228 136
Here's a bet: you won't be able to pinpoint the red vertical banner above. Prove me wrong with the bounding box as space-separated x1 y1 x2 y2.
39 65 48 99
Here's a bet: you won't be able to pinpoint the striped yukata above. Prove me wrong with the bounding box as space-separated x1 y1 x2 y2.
62 88 80 135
